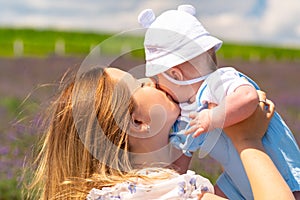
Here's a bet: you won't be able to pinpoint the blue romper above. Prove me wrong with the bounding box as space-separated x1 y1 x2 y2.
170 67 300 200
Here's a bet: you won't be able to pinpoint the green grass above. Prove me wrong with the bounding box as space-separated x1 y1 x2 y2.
0 97 22 116
1 27 300 61
218 43 300 61
0 179 22 200
0 27 144 57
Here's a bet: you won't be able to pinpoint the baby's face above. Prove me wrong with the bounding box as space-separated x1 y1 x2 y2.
154 51 216 103
155 70 200 103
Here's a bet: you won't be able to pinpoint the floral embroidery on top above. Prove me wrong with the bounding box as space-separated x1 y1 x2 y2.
189 177 197 189
86 188 121 200
128 183 136 194
178 181 187 196
86 170 214 200
201 185 209 193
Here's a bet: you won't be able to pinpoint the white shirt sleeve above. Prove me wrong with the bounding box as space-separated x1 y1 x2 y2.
199 67 254 105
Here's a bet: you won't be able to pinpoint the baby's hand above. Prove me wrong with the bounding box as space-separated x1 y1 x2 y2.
185 109 212 137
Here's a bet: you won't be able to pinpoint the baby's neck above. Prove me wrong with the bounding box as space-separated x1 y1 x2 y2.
188 94 196 103
187 80 205 103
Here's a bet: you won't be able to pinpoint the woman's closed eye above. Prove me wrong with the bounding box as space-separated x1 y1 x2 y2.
139 80 157 89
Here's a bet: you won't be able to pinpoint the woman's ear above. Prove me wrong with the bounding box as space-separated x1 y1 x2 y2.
130 113 149 134
168 67 184 81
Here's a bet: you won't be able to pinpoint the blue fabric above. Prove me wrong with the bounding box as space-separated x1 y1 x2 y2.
169 69 300 199
216 172 246 200
170 102 209 157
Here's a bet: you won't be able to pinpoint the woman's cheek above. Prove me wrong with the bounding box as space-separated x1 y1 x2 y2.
148 104 168 135
164 99 180 122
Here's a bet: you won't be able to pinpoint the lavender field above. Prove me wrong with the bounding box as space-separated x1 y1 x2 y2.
0 56 299 199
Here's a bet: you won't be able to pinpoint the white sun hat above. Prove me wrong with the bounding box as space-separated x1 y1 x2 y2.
138 5 223 77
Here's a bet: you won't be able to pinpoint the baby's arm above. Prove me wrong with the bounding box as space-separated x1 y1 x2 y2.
187 85 259 137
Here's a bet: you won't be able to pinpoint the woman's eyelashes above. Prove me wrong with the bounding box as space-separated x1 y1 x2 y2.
155 83 161 90
140 81 155 88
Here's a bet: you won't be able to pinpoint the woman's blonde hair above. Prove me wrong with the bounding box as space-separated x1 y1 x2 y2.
24 67 138 199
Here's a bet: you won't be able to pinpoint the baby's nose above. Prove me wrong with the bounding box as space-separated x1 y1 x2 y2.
138 78 156 87
144 80 156 87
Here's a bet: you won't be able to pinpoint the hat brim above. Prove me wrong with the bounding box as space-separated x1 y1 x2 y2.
145 35 222 77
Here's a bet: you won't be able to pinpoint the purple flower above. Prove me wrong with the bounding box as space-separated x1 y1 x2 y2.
13 147 19 156
0 146 9 155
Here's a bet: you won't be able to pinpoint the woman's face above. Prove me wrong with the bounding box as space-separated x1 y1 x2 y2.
106 68 180 158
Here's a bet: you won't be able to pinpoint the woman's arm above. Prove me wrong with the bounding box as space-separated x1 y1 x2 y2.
224 94 294 200
238 141 294 200
201 92 294 199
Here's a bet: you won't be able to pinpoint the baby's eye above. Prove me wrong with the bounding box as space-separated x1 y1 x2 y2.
141 82 145 87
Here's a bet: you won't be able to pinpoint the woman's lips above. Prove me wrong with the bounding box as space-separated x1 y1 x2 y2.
165 92 178 103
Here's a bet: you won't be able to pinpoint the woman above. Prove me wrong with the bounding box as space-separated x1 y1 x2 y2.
24 67 293 199
24 67 180 199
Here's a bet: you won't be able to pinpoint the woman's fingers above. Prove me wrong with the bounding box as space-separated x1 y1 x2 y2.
257 90 266 101
257 90 275 119
258 97 275 117
265 99 275 119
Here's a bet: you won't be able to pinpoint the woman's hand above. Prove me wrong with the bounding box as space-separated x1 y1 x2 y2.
223 90 275 152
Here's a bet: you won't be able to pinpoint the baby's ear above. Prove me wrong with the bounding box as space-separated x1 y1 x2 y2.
168 67 184 81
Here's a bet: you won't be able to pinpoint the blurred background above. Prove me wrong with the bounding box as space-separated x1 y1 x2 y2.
0 0 299 199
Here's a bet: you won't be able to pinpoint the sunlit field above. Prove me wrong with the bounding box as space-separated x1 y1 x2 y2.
1 28 299 199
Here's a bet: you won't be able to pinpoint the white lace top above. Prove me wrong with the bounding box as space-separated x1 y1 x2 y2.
86 169 214 200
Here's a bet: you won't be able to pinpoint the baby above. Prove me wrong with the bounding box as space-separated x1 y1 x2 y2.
138 5 300 200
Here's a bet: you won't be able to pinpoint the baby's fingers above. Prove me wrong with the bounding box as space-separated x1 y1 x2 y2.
185 125 198 135
189 112 198 119
192 128 205 138
185 125 205 138
189 118 198 126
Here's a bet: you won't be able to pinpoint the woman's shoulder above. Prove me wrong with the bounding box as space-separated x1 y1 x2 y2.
87 169 214 200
